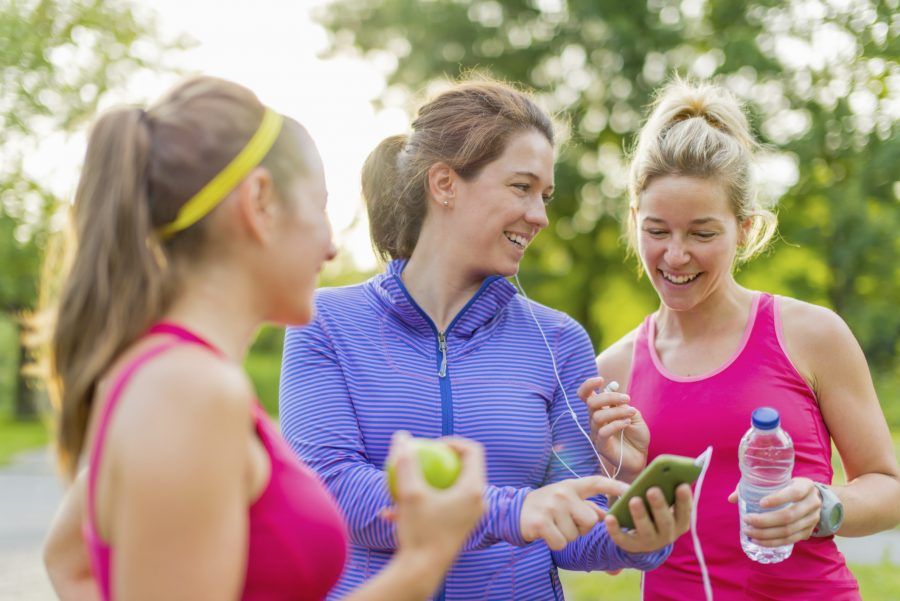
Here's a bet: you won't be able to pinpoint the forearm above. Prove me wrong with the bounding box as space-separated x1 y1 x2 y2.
834 473 900 537
343 549 453 601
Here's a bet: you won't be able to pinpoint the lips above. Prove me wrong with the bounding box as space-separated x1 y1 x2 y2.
504 231 530 249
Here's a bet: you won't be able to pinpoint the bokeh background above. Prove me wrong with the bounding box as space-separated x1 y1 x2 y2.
1 0 898 598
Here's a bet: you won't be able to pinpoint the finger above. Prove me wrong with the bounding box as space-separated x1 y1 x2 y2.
744 504 820 539
553 511 581 543
727 489 738 504
673 484 693 534
538 523 569 551
570 475 629 500
379 507 396 522
571 500 602 535
596 418 633 439
390 432 427 498
591 405 637 426
747 511 819 547
604 514 631 548
578 376 606 402
585 392 632 412
441 437 486 489
628 495 659 538
760 478 813 509
645 487 676 541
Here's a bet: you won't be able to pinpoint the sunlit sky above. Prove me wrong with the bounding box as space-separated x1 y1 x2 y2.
32 0 399 270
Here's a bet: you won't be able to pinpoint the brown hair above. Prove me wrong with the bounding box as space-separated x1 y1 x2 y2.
627 78 777 268
42 75 309 479
362 79 554 261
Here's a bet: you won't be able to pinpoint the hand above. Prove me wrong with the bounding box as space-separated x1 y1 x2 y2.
521 476 628 550
578 376 649 482
727 477 822 547
386 432 487 566
605 484 693 553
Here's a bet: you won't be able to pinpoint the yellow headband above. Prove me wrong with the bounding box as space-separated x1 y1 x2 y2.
157 108 285 239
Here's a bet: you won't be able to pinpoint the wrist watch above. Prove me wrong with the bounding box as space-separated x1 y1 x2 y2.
811 482 844 537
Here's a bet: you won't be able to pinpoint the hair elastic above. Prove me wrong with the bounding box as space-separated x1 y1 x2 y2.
157 107 284 239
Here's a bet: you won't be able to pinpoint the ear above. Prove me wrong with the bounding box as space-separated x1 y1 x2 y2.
738 214 753 248
426 162 457 209
234 167 277 243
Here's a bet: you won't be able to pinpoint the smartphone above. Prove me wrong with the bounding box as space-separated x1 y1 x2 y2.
607 454 702 529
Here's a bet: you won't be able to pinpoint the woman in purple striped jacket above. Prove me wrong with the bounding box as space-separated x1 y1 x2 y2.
279 79 693 601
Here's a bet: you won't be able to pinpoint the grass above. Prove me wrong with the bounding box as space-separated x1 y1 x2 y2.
561 561 900 600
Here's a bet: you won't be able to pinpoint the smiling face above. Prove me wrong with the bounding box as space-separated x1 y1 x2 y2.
449 129 554 279
637 175 746 312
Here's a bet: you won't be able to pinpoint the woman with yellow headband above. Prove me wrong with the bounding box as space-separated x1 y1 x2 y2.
39 75 486 600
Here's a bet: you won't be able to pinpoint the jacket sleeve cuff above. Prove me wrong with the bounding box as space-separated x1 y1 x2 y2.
485 485 532 546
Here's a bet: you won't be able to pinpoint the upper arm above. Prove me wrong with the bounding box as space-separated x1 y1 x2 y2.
779 298 899 482
110 354 255 600
595 329 638 394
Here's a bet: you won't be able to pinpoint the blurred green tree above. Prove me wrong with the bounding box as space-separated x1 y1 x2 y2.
317 0 899 377
0 0 181 418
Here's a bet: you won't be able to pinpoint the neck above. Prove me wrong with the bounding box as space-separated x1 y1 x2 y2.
655 277 754 342
401 232 485 331
162 261 265 362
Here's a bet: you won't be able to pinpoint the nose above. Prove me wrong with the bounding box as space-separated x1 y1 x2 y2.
326 240 338 262
664 237 690 266
525 197 549 231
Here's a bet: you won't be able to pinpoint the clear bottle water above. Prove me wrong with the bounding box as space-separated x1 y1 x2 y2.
738 407 795 563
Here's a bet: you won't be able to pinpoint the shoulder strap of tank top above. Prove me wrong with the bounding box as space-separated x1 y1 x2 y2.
85 323 223 535
86 340 180 533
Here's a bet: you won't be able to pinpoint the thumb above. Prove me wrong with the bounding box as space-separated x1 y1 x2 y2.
727 488 738 504
391 432 426 498
571 475 628 500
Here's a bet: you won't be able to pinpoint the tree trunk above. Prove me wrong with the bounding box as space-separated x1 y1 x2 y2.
13 319 38 420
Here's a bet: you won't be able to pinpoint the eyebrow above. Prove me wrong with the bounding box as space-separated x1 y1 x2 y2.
643 216 723 225
513 171 554 191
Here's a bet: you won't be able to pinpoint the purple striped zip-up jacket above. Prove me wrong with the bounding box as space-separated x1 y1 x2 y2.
279 260 670 600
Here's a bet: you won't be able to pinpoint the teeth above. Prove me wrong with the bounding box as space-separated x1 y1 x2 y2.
504 232 528 249
662 271 699 284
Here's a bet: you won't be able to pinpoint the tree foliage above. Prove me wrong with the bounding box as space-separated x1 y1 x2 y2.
0 0 180 417
318 0 899 373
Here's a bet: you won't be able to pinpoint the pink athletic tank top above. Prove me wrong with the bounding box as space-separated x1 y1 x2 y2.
629 293 860 600
83 322 348 600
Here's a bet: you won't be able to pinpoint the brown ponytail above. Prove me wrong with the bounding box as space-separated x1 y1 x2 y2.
362 79 554 262
40 76 310 479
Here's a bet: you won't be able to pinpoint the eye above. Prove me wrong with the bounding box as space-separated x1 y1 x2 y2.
643 228 668 237
542 193 554 205
693 231 717 240
511 183 530 193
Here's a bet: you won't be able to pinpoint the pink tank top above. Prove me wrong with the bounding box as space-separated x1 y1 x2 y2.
629 293 860 600
83 323 348 600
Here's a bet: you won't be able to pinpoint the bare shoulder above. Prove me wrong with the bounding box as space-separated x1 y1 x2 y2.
777 296 857 355
110 345 256 466
777 296 861 389
595 327 640 392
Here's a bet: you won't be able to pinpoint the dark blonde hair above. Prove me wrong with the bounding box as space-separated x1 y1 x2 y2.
627 78 777 267
43 75 309 478
362 79 554 261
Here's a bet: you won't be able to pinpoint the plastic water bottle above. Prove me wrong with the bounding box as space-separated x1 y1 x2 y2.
738 407 795 563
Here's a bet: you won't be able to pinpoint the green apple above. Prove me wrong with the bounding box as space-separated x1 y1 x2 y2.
386 437 462 500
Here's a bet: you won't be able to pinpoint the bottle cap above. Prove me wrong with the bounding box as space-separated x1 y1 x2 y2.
751 407 780 430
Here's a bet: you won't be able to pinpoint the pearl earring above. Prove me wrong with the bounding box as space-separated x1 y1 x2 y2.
443 200 449 206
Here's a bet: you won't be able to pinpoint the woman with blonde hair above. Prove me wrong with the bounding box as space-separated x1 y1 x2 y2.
40 75 487 600
583 79 900 599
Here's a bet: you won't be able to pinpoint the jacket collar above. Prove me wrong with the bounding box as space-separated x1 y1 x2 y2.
366 259 517 339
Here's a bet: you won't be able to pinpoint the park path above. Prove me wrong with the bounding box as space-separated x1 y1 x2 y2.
2 448 899 600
